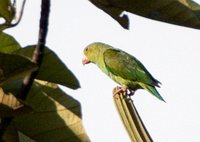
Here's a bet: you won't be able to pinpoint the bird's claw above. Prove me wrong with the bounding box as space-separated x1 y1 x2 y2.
113 86 125 96
113 86 135 96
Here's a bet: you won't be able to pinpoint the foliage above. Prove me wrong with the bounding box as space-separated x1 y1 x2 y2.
14 46 80 89
0 1 89 142
89 0 200 29
3 81 89 142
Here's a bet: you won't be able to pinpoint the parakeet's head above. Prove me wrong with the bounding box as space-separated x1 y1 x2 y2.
82 42 111 65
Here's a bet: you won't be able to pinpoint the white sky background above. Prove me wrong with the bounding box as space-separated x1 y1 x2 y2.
7 0 200 141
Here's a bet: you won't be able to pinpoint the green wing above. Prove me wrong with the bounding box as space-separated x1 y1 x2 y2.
103 49 160 87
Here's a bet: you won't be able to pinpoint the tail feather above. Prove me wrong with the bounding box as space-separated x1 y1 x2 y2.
152 78 161 88
139 83 165 102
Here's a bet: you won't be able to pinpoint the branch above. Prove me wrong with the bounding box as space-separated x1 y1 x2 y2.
113 87 153 142
19 0 50 100
10 0 27 27
0 0 51 139
0 1 50 140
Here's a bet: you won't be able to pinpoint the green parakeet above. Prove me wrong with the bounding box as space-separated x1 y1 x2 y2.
82 42 164 101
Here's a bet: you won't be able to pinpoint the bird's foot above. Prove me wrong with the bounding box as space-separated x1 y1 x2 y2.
113 86 126 96
113 86 135 96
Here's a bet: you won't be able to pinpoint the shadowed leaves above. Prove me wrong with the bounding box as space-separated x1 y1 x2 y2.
0 32 37 85
2 81 90 142
0 87 32 117
0 52 37 85
90 0 200 30
15 45 80 89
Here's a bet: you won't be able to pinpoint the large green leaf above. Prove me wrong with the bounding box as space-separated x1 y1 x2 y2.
3 81 90 142
0 52 37 85
0 32 21 53
14 46 80 89
0 0 15 31
89 0 200 29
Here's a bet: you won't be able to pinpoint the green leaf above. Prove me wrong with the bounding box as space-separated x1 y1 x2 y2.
0 87 32 117
0 52 37 85
0 32 21 53
89 0 200 30
0 0 15 31
15 45 80 89
4 81 90 142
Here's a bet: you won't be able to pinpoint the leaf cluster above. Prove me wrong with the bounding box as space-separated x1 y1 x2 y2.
0 2 89 142
89 0 200 30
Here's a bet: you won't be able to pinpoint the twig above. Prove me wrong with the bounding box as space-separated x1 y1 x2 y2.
10 0 27 27
20 0 50 100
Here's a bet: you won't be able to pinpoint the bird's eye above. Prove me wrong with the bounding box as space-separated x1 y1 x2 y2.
85 47 88 52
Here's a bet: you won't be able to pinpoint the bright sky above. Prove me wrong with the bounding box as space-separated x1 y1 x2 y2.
7 0 200 142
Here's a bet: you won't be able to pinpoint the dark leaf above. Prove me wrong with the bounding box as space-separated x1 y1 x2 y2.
0 0 15 31
15 46 80 89
3 81 90 142
0 87 32 117
0 32 21 53
89 0 200 30
0 52 37 85
2 124 19 142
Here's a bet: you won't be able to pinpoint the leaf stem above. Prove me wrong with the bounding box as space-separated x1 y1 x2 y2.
11 0 27 27
113 87 153 142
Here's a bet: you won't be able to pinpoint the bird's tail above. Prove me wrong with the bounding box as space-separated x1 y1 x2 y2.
139 83 165 102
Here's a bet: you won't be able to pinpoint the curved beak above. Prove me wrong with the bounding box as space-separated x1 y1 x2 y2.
82 54 90 65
